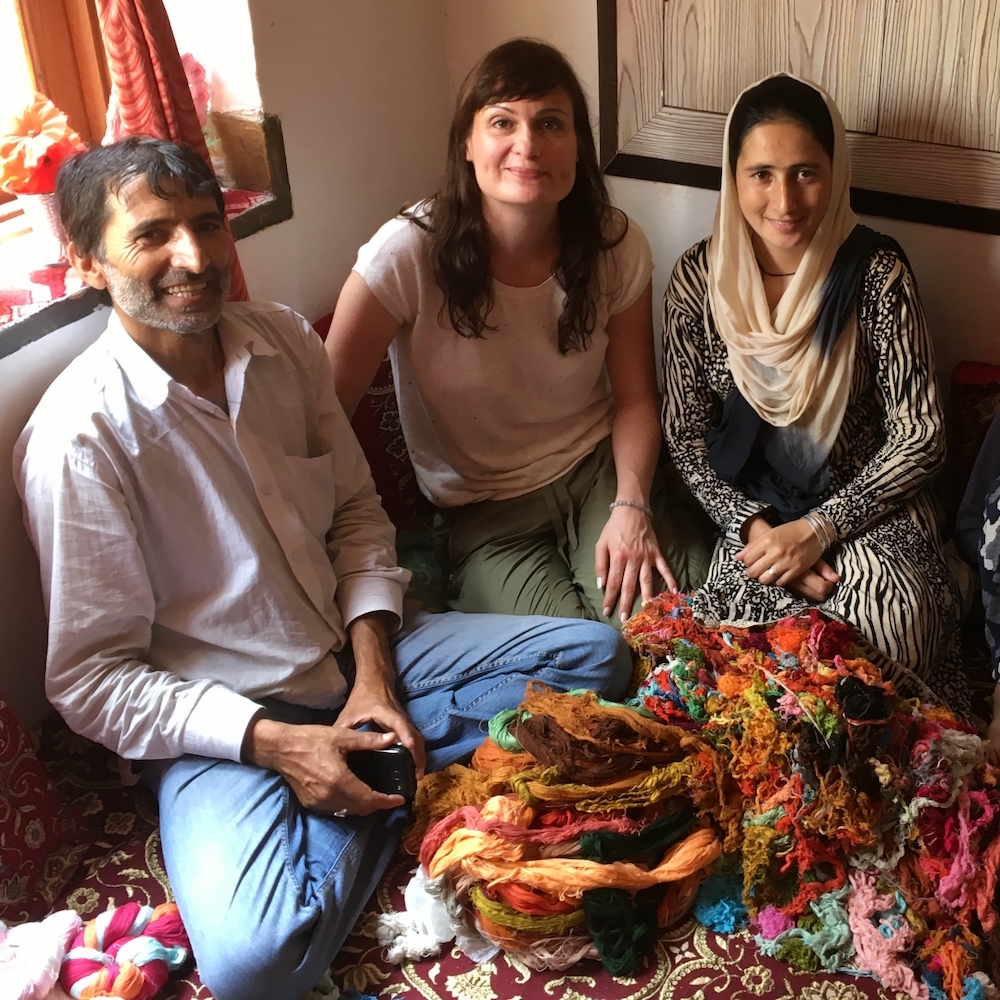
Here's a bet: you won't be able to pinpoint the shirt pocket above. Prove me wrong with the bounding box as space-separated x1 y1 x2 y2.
284 452 337 540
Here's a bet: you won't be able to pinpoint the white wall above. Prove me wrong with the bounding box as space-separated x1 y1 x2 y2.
440 0 599 106
164 0 262 114
0 308 110 727
235 0 452 323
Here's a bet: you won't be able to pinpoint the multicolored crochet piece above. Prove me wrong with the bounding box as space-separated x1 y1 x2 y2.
387 595 1000 1000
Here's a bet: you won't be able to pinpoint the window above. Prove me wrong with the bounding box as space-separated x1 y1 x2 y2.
1 0 109 214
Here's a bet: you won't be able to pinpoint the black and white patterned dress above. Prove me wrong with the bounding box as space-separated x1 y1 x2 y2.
662 239 969 713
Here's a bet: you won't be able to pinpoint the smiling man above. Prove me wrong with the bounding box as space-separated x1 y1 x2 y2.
14 138 632 1000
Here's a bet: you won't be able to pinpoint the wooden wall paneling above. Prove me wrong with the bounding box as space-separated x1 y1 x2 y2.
662 0 884 131
879 0 1000 152
619 103 1000 212
846 132 1000 209
601 0 1000 231
663 0 789 115
787 0 885 132
615 0 664 150
621 105 726 161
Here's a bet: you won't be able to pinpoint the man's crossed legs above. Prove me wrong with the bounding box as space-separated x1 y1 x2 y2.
147 612 632 1000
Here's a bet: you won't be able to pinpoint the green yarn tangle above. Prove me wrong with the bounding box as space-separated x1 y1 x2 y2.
775 937 821 972
581 886 663 977
488 708 524 751
578 806 696 866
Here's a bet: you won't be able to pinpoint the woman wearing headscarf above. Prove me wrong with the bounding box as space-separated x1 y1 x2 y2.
662 74 968 710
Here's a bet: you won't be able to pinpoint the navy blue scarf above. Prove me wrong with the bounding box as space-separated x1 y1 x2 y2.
706 224 909 523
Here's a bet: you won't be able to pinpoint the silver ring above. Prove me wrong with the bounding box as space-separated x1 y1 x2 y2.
767 566 777 579
333 808 348 818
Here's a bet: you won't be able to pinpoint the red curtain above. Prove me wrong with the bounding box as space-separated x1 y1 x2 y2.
94 0 249 301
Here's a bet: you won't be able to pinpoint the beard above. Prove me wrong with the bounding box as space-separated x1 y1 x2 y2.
101 262 231 336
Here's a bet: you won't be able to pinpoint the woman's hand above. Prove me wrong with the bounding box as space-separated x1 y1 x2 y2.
596 504 677 622
736 515 839 601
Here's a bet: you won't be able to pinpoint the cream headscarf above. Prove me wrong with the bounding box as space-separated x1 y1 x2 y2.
708 74 858 463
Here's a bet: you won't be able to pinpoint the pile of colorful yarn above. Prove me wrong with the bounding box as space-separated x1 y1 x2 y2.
626 595 1000 1000
381 679 731 974
383 594 1000 1000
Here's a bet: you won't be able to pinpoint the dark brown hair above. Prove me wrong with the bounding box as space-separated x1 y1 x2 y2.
728 75 835 175
56 136 224 258
411 38 625 354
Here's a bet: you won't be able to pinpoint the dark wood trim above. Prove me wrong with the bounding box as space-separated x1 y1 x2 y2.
603 152 1000 235
596 0 618 170
0 288 107 361
604 152 723 190
228 115 293 240
850 188 1000 236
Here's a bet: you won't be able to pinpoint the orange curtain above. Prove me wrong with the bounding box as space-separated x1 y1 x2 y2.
94 0 249 300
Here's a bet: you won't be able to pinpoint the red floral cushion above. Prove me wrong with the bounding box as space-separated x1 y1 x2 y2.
0 694 86 923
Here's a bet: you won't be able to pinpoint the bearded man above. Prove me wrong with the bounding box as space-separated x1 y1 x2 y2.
14 138 631 1000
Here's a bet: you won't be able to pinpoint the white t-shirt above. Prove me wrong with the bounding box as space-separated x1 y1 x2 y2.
353 208 654 506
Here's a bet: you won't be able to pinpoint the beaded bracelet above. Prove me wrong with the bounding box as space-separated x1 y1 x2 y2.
609 499 654 518
803 510 836 551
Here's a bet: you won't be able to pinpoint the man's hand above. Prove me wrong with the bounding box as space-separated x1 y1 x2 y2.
245 717 405 814
335 613 426 780
245 613 425 816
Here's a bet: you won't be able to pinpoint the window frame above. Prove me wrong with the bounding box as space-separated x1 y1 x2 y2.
2 0 110 208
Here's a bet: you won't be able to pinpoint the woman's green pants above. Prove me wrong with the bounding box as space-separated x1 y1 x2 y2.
433 438 716 626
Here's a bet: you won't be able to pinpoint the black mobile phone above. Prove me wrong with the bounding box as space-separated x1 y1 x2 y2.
346 744 417 801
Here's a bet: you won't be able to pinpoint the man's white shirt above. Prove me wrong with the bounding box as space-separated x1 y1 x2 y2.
15 302 409 764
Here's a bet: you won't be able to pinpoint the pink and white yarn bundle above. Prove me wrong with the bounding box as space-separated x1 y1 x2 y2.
59 902 190 1000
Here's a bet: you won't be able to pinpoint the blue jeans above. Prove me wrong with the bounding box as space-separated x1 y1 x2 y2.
145 611 631 1000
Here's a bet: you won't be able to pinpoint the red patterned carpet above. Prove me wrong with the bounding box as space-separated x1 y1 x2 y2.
333 855 899 1000
25 715 902 1000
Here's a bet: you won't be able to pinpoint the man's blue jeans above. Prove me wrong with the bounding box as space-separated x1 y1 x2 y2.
145 611 631 1000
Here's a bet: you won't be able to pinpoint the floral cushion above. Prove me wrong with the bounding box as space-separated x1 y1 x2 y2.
0 694 86 924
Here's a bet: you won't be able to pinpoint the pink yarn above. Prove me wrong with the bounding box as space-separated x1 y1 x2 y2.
756 905 795 940
60 902 189 1000
420 803 645 869
775 692 806 719
846 872 926 1000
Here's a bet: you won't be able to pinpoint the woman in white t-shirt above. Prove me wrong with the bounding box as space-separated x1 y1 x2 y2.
325 38 712 624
